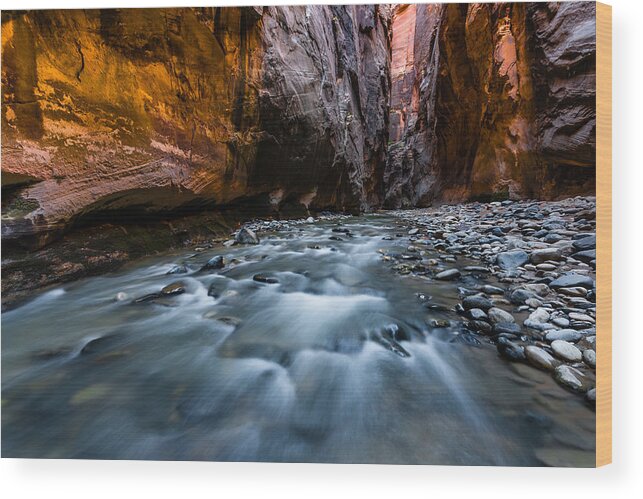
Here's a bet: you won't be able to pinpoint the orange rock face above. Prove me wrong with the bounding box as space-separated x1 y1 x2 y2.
2 4 597 242
384 2 597 207
2 6 392 248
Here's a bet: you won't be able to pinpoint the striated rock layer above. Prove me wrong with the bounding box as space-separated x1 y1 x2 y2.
385 2 596 207
2 6 391 248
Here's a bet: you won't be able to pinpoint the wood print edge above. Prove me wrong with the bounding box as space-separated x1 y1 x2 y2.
596 0 612 467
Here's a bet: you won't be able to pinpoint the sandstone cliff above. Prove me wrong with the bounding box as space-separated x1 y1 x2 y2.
1 4 598 305
1 6 391 249
385 2 597 207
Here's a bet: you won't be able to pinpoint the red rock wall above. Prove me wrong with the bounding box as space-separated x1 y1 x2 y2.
1 6 392 248
385 2 597 207
2 4 598 247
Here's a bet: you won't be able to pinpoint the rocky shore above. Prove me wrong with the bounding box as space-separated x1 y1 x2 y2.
2 195 599 408
382 196 597 403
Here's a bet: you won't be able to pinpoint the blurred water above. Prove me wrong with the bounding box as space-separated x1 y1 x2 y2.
1 215 595 465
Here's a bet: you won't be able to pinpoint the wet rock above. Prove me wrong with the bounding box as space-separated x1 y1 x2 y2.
463 265 490 273
552 317 571 328
545 329 582 343
467 308 488 321
200 255 224 271
554 365 587 392
372 331 410 358
469 320 492 334
550 273 594 290
525 297 543 308
569 312 594 323
481 285 504 295
235 227 259 245
166 264 189 275
497 337 526 362
435 269 461 281
530 248 562 265
572 235 596 251
462 294 493 311
551 340 582 362
525 346 557 371
496 250 529 270
586 388 596 404
161 282 186 296
488 307 515 324
583 349 596 368
510 288 537 305
493 322 522 336
133 293 162 303
572 249 596 263
253 274 279 284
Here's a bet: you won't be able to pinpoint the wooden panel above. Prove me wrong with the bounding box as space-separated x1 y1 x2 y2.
596 1 612 467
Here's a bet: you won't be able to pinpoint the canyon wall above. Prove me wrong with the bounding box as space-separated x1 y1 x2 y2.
385 2 597 207
1 6 391 249
2 4 598 242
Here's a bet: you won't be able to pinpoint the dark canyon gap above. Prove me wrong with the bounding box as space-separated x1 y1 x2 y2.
1 3 597 300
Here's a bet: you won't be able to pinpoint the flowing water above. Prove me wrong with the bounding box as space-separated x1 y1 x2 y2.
1 214 595 465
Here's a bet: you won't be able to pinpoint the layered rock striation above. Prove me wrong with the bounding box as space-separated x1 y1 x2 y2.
2 6 391 249
385 2 597 207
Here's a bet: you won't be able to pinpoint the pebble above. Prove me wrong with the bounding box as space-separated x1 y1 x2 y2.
481 285 504 295
530 248 562 264
468 308 488 321
435 269 461 281
554 365 585 391
166 264 189 275
569 312 595 323
525 346 557 371
200 255 224 271
551 340 582 362
552 317 570 328
497 337 526 362
583 349 596 368
550 273 594 290
462 294 493 311
493 322 521 335
487 307 515 324
572 235 596 251
496 250 529 270
235 227 260 244
545 329 583 343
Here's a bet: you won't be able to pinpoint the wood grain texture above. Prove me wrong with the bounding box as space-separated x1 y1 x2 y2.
596 1 612 467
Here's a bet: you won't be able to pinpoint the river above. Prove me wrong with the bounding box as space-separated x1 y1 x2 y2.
1 214 595 465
